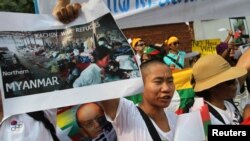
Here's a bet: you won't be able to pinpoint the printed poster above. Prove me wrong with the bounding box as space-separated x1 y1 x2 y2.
192 39 221 56
0 0 142 117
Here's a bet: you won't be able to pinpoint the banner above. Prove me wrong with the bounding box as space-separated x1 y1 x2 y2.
35 0 250 29
0 0 142 117
192 39 221 56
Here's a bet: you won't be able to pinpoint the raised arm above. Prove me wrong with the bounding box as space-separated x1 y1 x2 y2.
52 0 81 24
224 30 234 43
99 98 120 120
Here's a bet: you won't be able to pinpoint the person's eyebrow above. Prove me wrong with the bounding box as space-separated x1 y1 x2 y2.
152 76 173 80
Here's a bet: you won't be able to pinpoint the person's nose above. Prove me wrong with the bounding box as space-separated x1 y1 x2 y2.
92 119 101 129
161 81 172 92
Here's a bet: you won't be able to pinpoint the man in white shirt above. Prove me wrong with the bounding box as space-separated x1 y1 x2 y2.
100 59 178 141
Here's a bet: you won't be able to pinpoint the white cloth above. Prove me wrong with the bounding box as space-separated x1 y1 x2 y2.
73 63 102 87
105 98 177 141
206 101 241 125
0 110 56 141
92 123 117 141
134 54 141 66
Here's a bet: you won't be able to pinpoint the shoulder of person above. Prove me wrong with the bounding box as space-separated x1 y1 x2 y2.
178 51 186 56
165 111 178 120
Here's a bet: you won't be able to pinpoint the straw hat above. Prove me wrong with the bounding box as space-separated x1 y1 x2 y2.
192 54 247 92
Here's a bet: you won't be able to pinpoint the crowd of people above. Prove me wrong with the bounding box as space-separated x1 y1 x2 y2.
1 0 250 141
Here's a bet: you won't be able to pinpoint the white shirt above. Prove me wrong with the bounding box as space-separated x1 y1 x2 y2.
106 98 177 141
0 110 56 141
73 63 102 87
92 122 117 141
206 101 241 125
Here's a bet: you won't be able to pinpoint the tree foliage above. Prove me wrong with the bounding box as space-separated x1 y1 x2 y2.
0 0 35 13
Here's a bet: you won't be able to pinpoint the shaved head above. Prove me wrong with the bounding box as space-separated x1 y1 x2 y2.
140 59 171 82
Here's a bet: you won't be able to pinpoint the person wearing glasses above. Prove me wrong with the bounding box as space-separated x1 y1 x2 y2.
131 38 146 66
163 36 186 70
76 102 117 141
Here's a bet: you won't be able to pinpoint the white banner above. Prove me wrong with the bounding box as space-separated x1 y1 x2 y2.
0 0 142 118
35 0 250 29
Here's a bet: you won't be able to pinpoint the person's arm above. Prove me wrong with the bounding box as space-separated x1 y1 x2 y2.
236 47 250 86
224 30 234 43
99 99 120 121
52 0 81 24
221 45 232 58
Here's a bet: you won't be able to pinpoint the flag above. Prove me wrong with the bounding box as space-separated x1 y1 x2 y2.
172 68 195 114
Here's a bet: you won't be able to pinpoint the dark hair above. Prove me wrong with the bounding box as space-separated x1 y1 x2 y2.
140 58 166 71
195 90 211 100
191 75 211 100
92 46 111 62
216 42 228 55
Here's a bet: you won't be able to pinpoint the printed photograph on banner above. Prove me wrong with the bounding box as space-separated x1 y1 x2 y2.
57 103 117 141
0 13 140 99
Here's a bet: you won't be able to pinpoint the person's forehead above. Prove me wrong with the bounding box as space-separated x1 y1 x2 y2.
146 64 172 77
138 40 145 44
78 104 102 116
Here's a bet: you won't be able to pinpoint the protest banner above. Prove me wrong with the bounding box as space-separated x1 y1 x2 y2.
1 0 249 140
192 39 221 56
0 0 142 118
35 0 250 29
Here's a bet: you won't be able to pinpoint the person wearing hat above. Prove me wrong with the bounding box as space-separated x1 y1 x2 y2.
192 54 247 125
237 47 250 125
163 36 186 70
141 45 165 63
131 38 146 66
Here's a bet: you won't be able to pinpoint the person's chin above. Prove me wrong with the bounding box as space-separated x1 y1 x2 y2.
158 101 171 108
159 97 171 106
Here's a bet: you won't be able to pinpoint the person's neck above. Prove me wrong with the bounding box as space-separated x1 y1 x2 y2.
169 50 178 54
207 97 226 110
95 62 102 69
139 102 165 119
137 51 143 56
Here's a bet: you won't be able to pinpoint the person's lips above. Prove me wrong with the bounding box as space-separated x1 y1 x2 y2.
159 95 172 102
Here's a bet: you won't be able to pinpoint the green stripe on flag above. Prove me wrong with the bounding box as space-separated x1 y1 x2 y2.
126 93 142 104
203 120 211 136
176 88 195 109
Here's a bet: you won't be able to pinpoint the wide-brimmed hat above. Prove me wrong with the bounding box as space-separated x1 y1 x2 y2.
192 54 247 92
